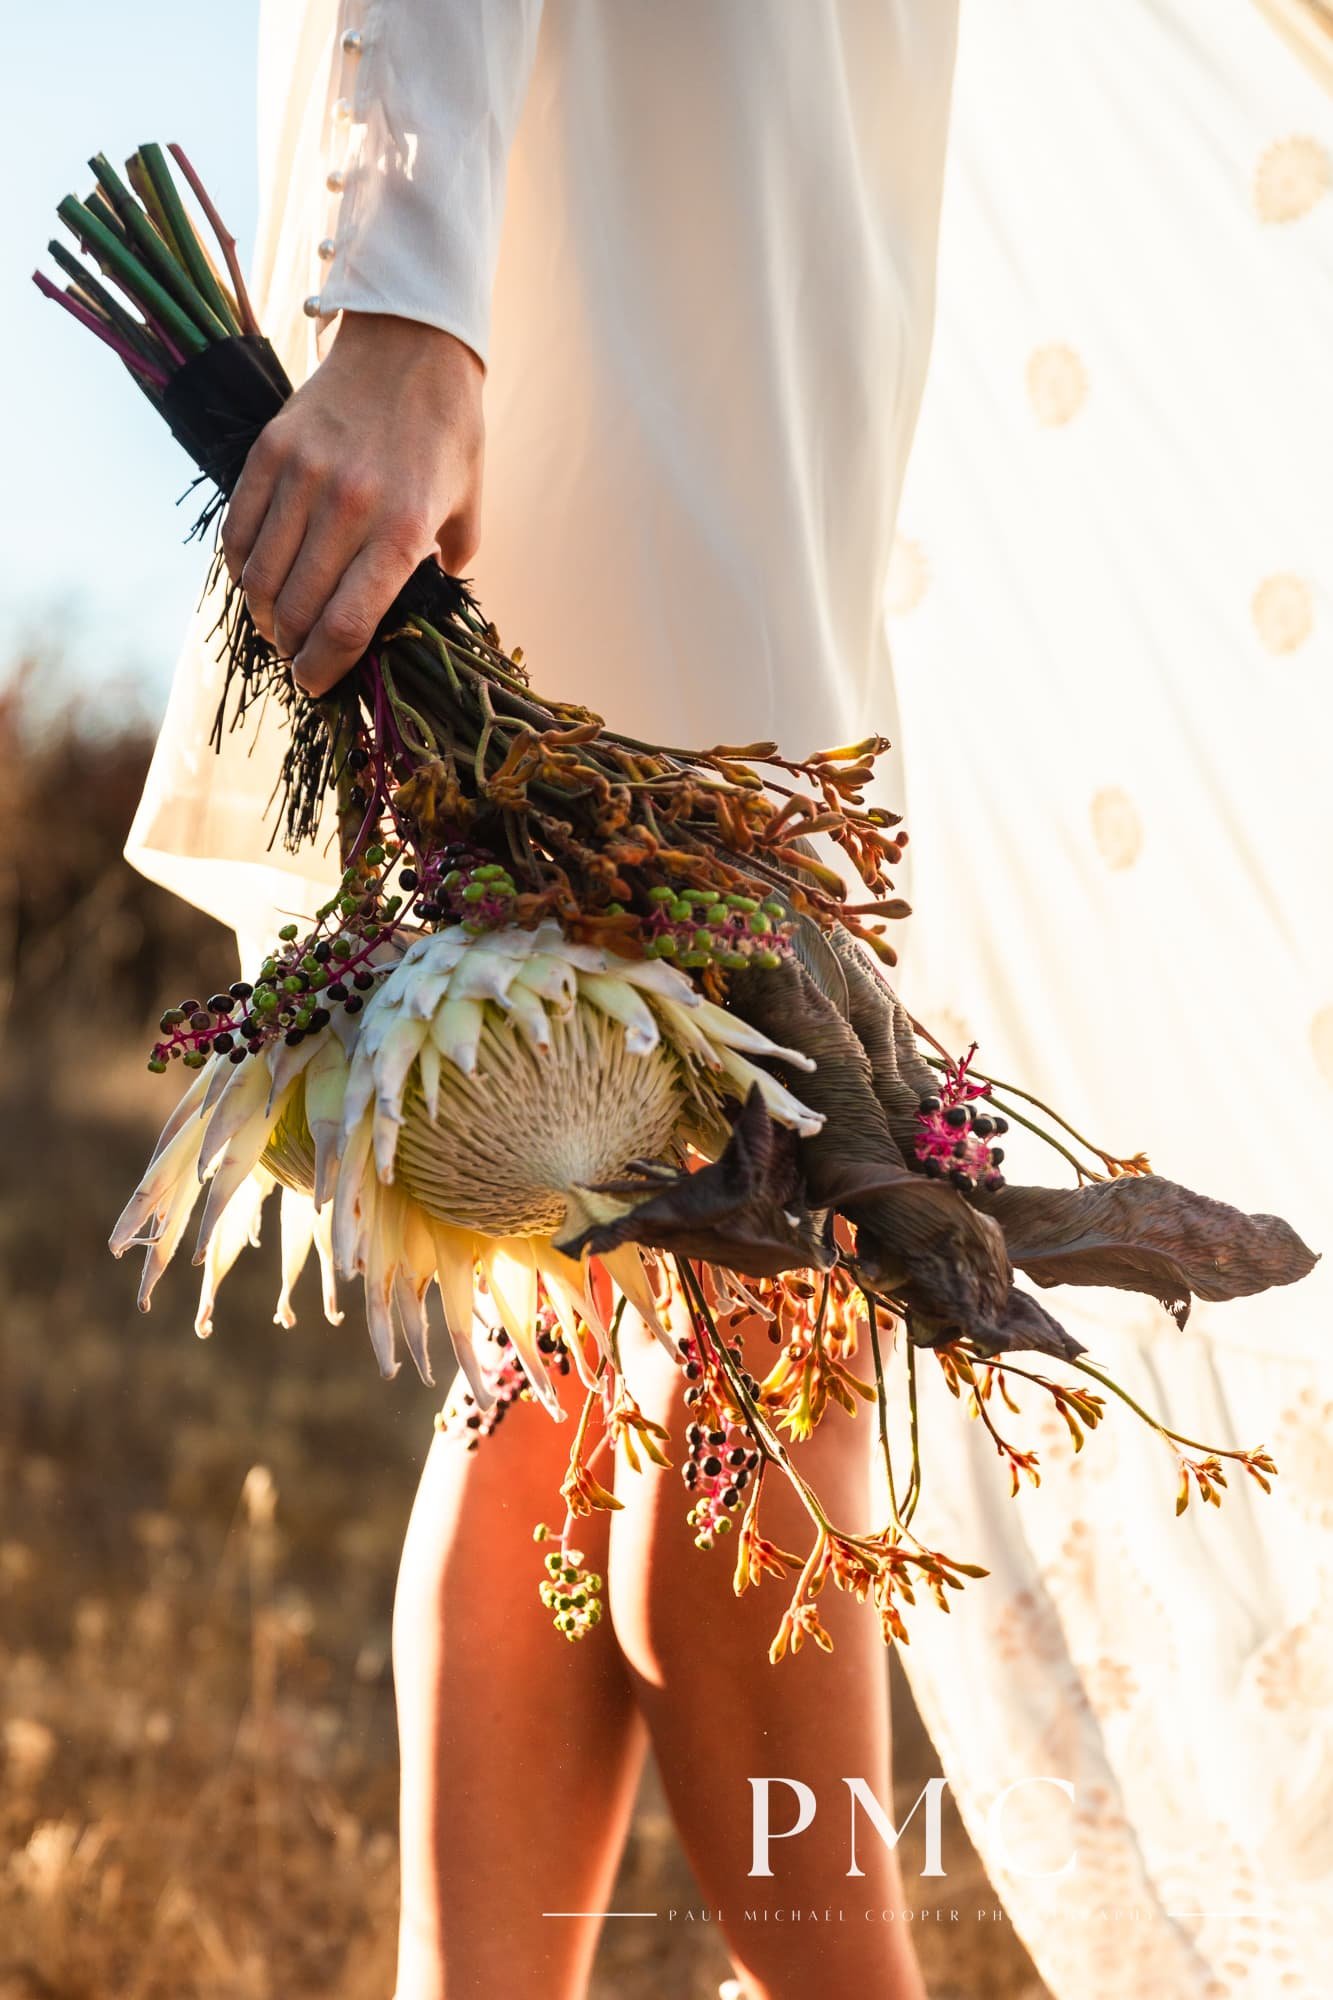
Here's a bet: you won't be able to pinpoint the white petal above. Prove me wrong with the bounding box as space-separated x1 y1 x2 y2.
361 1181 401 1379
393 1270 434 1384
497 980 552 1051
614 957 703 1006
273 1186 317 1328
304 1034 349 1209
341 1038 378 1132
401 960 461 1022
689 995 817 1072
446 947 524 1005
145 1063 212 1167
332 1108 374 1278
195 1169 271 1338
111 1112 208 1255
136 1191 196 1312
369 1014 430 1182
427 1221 493 1407
575 973 660 1055
429 996 485 1075
542 937 612 974
330 1002 363 1056
418 1039 442 1120
310 1200 343 1324
600 1243 676 1356
482 1239 562 1418
201 1052 238 1117
197 1055 270 1182
715 1047 824 1136
193 1082 291 1266
511 955 577 1009
396 1201 438 1384
264 1028 324 1116
533 1240 603 1382
648 995 725 1070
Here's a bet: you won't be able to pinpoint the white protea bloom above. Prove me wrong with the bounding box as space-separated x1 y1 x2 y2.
112 922 822 1419
339 920 821 1232
322 921 821 1410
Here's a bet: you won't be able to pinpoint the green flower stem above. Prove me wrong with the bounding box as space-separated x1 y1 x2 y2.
136 144 242 338
604 1294 628 1375
682 1266 954 1574
473 679 498 790
864 1293 905 1530
88 153 229 344
676 1260 830 1539
503 809 540 879
125 151 190 270
394 640 466 712
167 144 262 338
45 240 162 364
568 1373 604 1468
903 1341 923 1526
1067 1354 1260 1463
378 661 439 758
85 187 128 242
923 1053 1100 1181
388 647 470 731
321 691 366 871
57 196 207 356
933 1051 1134 1177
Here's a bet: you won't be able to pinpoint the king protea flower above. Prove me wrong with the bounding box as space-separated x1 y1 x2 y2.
112 923 821 1417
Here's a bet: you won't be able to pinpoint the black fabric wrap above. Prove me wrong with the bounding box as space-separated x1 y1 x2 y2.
160 334 293 497
164 333 473 638
382 555 475 637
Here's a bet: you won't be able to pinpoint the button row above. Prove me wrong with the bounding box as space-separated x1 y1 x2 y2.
307 21 367 317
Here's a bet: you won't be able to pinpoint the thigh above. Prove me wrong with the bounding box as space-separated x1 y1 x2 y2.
394 1361 646 2000
605 1312 926 2000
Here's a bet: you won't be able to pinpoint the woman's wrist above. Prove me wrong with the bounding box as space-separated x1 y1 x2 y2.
330 310 484 399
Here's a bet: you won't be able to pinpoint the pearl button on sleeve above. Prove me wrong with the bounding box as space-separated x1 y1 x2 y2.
316 0 546 368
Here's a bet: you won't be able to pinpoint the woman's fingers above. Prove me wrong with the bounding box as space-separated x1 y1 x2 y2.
220 426 283 584
217 314 486 690
240 474 317 645
292 535 425 696
270 487 376 661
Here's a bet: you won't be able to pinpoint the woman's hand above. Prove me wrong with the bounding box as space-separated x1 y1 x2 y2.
221 312 484 696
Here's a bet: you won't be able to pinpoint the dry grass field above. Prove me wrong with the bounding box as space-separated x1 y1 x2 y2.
0 672 1048 1999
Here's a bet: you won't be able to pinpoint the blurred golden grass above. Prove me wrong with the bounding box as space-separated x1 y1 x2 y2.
0 668 1046 1999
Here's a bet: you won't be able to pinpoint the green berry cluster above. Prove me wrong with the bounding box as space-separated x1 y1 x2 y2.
148 846 408 1072
642 886 789 970
534 1525 604 1641
454 862 518 934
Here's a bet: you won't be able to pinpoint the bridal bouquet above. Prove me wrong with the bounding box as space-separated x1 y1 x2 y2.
39 146 1316 1657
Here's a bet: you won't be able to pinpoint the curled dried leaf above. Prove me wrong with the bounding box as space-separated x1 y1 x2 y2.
557 1088 833 1278
974 1176 1319 1324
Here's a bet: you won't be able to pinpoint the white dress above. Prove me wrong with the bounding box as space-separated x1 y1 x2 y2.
127 0 957 959
126 4 1333 1995
887 7 1333 1996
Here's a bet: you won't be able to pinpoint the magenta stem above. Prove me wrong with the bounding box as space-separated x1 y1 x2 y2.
32 271 171 387
132 307 186 370
167 141 262 338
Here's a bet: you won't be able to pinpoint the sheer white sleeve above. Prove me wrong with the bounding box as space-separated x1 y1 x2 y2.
315 1 545 366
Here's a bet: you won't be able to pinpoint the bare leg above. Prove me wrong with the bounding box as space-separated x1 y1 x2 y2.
393 1365 647 2000
609 1323 927 2000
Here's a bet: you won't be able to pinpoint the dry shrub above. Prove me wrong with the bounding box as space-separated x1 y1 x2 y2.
0 661 1044 1999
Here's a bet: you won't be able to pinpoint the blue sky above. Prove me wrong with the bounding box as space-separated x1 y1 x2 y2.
4 5 261 708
